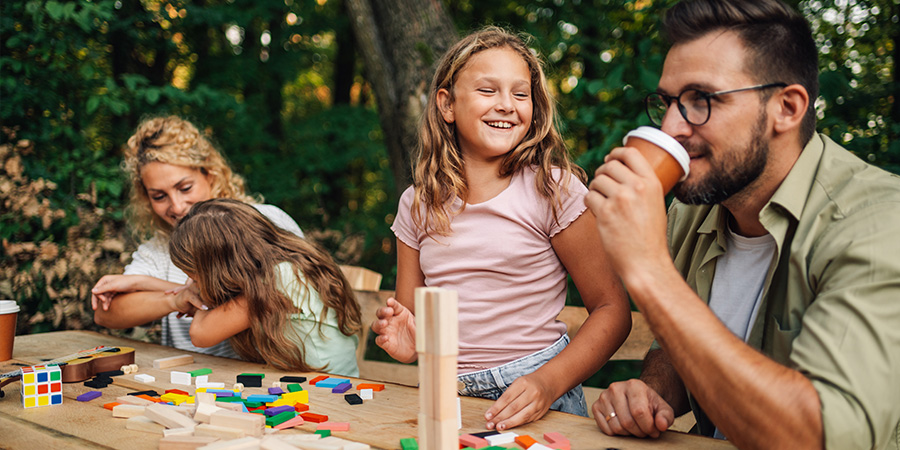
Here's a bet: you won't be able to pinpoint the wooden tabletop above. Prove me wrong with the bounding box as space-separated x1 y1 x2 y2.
0 331 734 450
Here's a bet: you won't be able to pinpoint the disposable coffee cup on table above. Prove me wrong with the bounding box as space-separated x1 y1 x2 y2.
623 126 690 194
0 300 19 361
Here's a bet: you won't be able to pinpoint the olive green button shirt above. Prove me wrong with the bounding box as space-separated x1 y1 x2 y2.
666 133 900 449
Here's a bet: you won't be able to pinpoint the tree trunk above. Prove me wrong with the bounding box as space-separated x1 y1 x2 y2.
344 0 457 194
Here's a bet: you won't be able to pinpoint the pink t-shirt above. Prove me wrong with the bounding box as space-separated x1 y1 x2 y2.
392 167 587 372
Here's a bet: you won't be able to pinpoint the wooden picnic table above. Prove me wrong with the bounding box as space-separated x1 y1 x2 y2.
0 331 734 449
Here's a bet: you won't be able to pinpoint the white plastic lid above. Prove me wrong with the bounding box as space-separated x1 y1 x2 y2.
624 126 690 181
0 300 20 314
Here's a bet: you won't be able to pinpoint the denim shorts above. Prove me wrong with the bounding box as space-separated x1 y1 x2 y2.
456 334 588 417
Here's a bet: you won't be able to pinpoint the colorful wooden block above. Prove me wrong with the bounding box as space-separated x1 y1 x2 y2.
268 387 285 395
399 438 418 450
300 412 328 423
76 391 102 402
236 374 263 387
21 365 63 408
356 383 385 392
515 434 538 449
332 382 352 394
308 375 329 386
188 368 212 377
280 390 309 404
485 432 518 446
315 430 331 438
459 434 489 449
103 402 120 410
294 403 310 412
344 393 363 405
264 405 295 416
245 394 278 403
272 415 305 430
279 376 306 383
265 410 296 427
317 422 350 432
287 383 303 392
542 432 570 450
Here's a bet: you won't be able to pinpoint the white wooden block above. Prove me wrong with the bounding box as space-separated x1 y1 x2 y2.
197 381 225 389
485 432 518 446
134 373 155 383
529 444 554 450
195 375 209 385
112 404 146 418
197 436 261 450
359 388 373 400
171 371 192 385
146 403 199 429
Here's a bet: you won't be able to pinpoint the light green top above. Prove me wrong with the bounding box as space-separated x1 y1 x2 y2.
667 134 900 449
275 262 359 377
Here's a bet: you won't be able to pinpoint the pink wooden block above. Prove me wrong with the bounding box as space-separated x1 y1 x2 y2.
273 415 305 430
459 434 489 448
543 432 570 450
316 422 350 432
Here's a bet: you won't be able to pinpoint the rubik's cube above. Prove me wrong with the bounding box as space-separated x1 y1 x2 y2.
21 365 63 408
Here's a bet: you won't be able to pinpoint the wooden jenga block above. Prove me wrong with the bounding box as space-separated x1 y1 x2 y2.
260 436 302 450
414 287 458 450
145 403 198 429
194 400 223 423
209 409 265 437
153 354 194 369
158 435 218 450
112 404 146 418
116 395 154 406
163 427 195 437
197 436 261 449
193 423 245 440
414 288 459 356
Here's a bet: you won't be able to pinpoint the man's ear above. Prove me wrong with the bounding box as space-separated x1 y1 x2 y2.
772 84 809 134
436 88 454 123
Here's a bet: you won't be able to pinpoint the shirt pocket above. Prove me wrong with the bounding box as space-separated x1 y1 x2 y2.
769 313 802 365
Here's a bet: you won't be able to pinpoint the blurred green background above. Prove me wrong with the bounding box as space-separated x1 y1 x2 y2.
1 0 896 386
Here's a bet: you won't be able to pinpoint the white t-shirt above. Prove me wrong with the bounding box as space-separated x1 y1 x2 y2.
392 167 587 372
123 204 304 358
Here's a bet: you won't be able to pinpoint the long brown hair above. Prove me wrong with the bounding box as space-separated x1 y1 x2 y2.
169 198 361 372
123 116 258 240
413 26 585 237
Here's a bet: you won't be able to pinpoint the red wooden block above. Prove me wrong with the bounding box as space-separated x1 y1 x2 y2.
309 375 329 386
356 383 385 392
459 434 489 448
165 388 190 396
294 403 310 412
300 412 328 423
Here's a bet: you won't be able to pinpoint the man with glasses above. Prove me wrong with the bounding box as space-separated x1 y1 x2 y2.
585 0 900 448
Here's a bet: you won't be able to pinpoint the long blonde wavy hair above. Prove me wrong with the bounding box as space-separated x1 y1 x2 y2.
169 199 361 372
123 116 258 240
412 26 585 236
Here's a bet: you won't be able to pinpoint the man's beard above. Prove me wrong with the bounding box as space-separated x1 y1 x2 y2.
673 112 770 205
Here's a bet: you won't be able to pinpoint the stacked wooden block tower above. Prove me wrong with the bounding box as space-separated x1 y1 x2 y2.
415 287 458 450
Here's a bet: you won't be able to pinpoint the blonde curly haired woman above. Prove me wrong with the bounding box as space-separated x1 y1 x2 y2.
92 116 303 358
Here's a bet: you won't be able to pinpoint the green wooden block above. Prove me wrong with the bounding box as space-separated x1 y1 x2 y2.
216 396 241 402
265 410 296 427
287 383 303 392
399 438 418 450
315 429 331 438
188 368 212 376
238 373 265 378
243 401 263 408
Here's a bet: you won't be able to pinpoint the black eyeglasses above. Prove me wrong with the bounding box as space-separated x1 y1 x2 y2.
644 83 787 127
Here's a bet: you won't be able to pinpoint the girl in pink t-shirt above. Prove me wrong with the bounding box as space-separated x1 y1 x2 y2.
373 26 631 431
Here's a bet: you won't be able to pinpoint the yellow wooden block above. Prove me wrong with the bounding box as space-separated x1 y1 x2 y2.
280 390 309 404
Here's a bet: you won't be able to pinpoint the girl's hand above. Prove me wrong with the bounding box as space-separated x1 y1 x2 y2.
91 275 147 311
483 372 555 431
371 297 418 364
168 279 207 317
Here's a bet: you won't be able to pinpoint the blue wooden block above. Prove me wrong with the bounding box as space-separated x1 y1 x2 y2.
315 378 349 388
245 394 279 403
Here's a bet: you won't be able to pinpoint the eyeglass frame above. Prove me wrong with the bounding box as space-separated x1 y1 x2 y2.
644 82 788 127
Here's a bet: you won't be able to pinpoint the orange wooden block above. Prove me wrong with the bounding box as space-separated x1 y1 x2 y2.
103 402 121 411
309 375 329 386
294 403 310 412
300 412 328 423
516 435 538 449
356 383 385 392
137 394 161 403
459 434 489 448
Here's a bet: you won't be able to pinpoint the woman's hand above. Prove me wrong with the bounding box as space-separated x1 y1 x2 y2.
166 279 207 317
91 274 158 311
371 297 418 363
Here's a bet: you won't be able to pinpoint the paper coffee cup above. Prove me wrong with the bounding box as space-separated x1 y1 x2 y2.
0 300 19 361
624 126 690 194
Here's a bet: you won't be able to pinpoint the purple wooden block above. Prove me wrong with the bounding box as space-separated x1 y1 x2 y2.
332 382 352 394
214 391 235 398
76 391 102 402
268 387 285 395
264 405 296 416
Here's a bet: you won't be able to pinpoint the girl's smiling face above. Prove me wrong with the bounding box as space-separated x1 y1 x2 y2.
437 46 533 164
